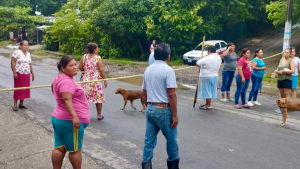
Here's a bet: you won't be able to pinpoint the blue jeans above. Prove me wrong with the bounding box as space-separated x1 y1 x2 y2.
142 104 179 162
248 75 262 102
234 74 250 105
221 71 235 94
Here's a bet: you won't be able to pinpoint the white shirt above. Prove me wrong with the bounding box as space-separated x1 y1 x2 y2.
12 50 31 74
293 57 300 76
142 61 177 103
196 53 222 77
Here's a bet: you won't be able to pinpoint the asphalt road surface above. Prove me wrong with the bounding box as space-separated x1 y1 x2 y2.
0 56 300 169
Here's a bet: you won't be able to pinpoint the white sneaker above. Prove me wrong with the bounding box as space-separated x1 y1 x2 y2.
253 101 261 106
247 102 254 107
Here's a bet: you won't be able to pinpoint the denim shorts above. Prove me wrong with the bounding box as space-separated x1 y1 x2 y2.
292 75 298 89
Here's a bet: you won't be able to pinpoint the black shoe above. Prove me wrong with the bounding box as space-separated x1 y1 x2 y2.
167 159 179 169
142 160 152 169
18 105 27 109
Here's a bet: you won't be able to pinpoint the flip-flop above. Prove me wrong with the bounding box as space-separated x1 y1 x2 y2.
18 105 27 109
97 116 104 120
199 106 212 110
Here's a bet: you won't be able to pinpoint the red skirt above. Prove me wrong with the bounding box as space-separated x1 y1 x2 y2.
13 72 30 100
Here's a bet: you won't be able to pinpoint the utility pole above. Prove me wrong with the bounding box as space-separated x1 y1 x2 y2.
283 0 293 50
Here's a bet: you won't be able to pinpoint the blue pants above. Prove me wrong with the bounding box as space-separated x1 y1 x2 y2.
221 71 235 94
248 75 262 102
234 74 250 105
142 104 179 162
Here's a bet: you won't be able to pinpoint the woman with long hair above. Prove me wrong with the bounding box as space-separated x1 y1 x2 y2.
220 43 237 102
272 48 295 102
234 48 252 109
79 42 107 120
247 49 266 106
10 40 34 111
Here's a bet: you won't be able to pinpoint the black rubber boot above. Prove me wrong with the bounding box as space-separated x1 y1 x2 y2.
142 160 152 169
167 158 179 169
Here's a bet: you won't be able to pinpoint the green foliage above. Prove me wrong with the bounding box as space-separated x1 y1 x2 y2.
45 9 101 55
266 0 300 28
42 0 274 60
146 0 205 42
0 6 42 41
30 50 46 55
0 0 68 16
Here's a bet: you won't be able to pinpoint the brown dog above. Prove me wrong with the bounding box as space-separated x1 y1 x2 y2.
276 98 300 126
115 88 146 112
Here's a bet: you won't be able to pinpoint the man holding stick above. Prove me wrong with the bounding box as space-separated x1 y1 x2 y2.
196 46 222 110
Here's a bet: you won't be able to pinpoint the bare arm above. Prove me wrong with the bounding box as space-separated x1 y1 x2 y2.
251 61 266 70
220 46 233 58
30 64 34 81
97 58 107 87
11 57 17 79
60 92 80 129
282 61 295 74
167 88 178 128
142 89 147 105
78 55 85 71
237 65 244 79
298 63 300 73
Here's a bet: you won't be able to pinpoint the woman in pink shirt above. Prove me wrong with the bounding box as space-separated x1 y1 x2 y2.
51 55 90 169
234 48 252 109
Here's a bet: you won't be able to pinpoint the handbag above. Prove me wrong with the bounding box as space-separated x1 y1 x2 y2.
80 54 87 81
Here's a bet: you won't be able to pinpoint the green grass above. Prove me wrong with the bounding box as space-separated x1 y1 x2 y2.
263 73 277 84
263 73 300 86
0 41 14 47
30 50 46 55
105 58 147 66
169 59 184 66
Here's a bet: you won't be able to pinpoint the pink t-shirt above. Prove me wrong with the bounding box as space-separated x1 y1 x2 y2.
52 74 90 124
237 57 252 80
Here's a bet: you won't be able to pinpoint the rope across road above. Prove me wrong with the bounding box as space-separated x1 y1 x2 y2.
0 52 283 92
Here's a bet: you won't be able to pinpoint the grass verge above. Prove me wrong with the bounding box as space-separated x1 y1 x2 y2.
30 50 46 55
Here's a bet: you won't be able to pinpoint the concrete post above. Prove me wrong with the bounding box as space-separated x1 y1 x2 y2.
283 0 293 50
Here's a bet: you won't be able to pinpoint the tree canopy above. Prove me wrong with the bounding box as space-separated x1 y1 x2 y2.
2 0 299 60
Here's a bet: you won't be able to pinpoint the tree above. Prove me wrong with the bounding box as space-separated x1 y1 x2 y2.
0 0 68 16
45 9 101 55
266 0 300 28
0 6 42 41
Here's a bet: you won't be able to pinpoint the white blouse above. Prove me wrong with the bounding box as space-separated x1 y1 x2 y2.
12 50 32 74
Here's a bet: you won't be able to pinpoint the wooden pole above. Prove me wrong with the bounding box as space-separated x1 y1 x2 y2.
193 36 206 108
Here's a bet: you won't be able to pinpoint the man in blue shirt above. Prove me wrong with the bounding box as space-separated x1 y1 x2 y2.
142 43 179 169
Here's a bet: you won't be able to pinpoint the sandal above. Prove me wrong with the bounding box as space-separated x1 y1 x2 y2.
199 106 212 110
97 116 104 120
242 104 250 109
18 105 27 109
228 98 235 102
13 107 18 111
220 98 228 102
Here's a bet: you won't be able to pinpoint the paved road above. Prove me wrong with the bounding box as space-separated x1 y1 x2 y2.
1 55 300 169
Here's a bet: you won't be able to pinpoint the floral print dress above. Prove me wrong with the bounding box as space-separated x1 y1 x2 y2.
81 55 105 103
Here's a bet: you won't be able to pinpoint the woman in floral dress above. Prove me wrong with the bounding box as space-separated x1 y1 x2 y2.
79 43 107 120
10 40 35 111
